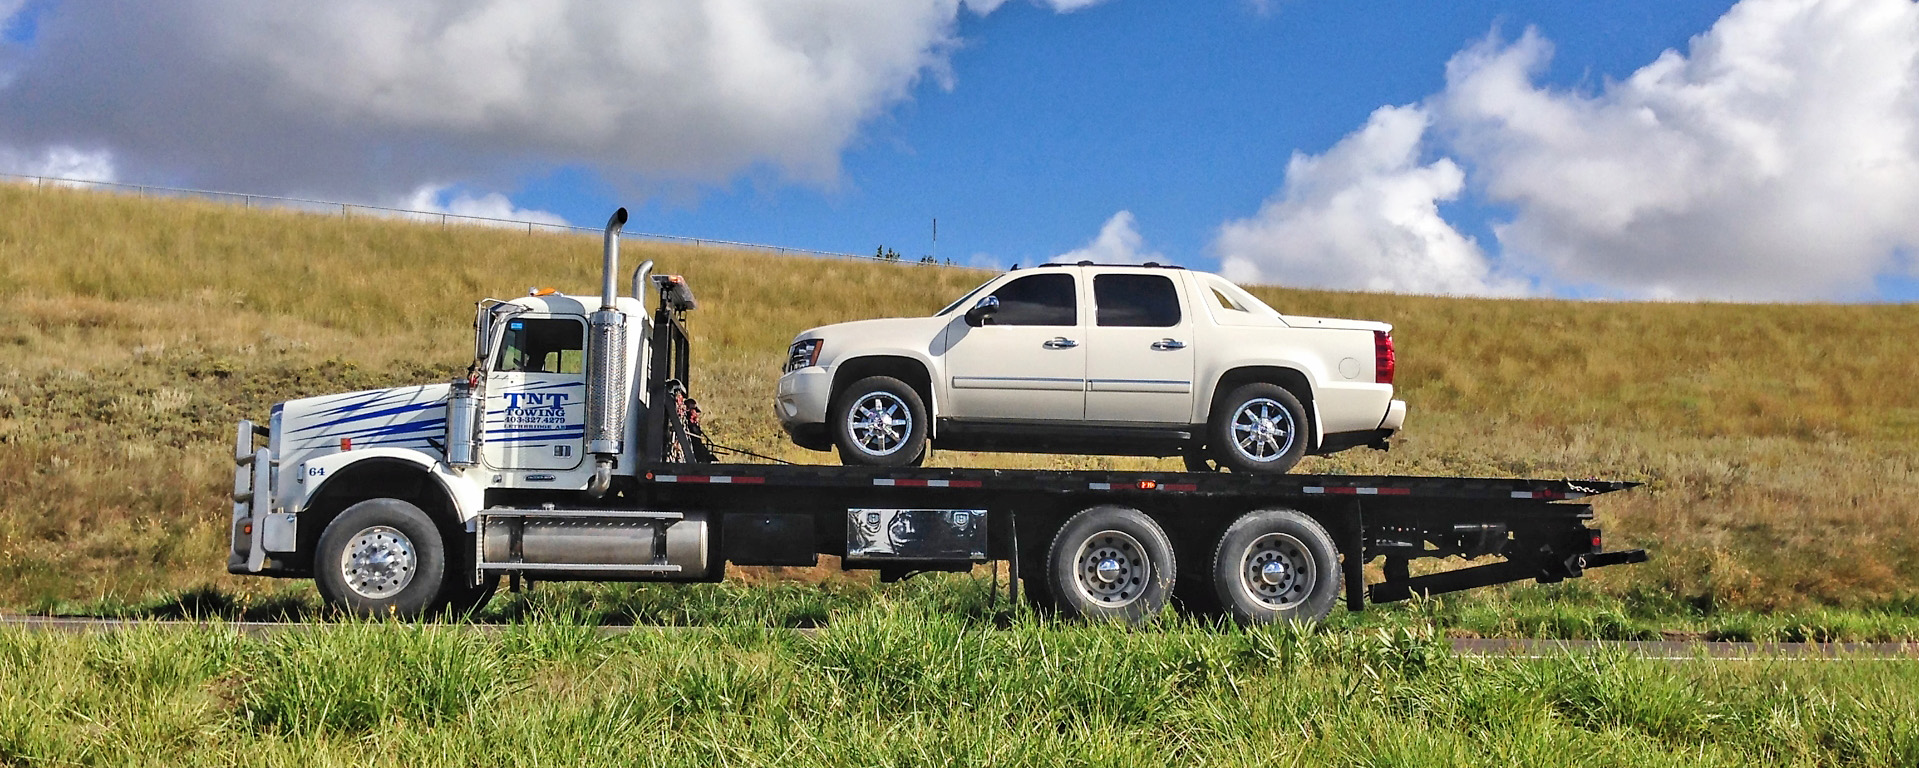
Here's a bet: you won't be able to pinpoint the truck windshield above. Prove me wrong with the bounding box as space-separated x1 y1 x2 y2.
494 318 586 374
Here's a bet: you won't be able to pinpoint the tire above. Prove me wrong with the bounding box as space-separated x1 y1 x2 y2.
436 574 500 619
1209 383 1308 474
314 498 448 619
831 376 929 467
1043 505 1176 623
1211 508 1340 625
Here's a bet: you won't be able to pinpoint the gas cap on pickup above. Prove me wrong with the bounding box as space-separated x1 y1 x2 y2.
1338 357 1361 380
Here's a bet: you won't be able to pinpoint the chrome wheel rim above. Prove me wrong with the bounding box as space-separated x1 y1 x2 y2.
846 391 912 456
1072 530 1151 607
340 525 416 600
1239 532 1315 610
1230 397 1295 462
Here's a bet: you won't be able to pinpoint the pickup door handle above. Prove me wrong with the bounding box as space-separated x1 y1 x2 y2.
1043 337 1079 349
1151 339 1186 351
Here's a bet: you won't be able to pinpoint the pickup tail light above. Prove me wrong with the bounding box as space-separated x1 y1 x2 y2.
1374 330 1396 385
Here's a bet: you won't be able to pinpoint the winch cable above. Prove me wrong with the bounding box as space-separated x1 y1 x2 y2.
702 442 798 465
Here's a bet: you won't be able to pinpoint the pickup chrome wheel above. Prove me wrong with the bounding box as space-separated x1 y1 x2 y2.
832 376 928 467
1212 508 1340 625
314 498 448 618
1210 383 1308 474
1044 505 1175 622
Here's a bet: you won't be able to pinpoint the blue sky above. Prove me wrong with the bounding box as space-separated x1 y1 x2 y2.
2 0 1915 302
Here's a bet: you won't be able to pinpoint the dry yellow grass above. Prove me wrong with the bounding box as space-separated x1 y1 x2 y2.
1 183 1915 610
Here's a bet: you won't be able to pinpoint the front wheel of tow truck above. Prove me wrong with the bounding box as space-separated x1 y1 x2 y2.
1044 506 1176 623
1211 508 1340 625
314 498 448 619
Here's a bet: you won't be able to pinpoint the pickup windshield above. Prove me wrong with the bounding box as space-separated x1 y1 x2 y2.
936 278 996 316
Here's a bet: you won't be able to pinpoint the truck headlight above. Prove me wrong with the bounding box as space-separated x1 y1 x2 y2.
785 339 823 373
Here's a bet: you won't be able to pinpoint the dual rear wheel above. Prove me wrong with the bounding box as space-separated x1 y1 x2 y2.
1036 505 1341 625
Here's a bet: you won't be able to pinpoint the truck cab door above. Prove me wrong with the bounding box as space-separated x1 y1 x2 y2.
483 315 588 471
1084 272 1195 424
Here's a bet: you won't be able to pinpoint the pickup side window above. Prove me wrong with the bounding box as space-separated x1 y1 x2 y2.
1094 274 1180 327
987 273 1077 326
494 318 586 374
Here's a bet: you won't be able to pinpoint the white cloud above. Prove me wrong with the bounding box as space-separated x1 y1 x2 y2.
962 0 1112 12
0 145 117 184
1058 210 1164 265
1436 0 1919 300
1220 0 1919 301
1215 105 1525 295
397 184 569 228
0 0 1087 203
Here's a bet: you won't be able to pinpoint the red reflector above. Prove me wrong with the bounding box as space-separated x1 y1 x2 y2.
243 524 252 535
340 437 352 451
1137 480 1157 490
1374 330 1396 385
1590 530 1603 549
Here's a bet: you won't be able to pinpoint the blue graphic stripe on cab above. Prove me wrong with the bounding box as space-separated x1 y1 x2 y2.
306 388 429 416
485 428 586 443
292 399 444 434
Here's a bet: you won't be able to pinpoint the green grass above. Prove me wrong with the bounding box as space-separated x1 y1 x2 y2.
3 597 1917 767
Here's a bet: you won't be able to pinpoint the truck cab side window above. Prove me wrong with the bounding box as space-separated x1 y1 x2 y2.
987 273 1077 326
494 318 586 374
1094 274 1180 327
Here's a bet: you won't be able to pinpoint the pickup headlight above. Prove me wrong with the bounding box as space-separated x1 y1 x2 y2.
784 339 824 373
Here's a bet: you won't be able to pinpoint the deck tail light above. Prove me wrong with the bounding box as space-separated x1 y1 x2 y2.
785 339 824 373
1374 330 1396 385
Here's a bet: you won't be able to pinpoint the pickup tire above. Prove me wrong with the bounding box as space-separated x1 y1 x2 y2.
1044 505 1175 622
831 376 929 467
1210 383 1308 474
314 498 447 619
1211 508 1340 625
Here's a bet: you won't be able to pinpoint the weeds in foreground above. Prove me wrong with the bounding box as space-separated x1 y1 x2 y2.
1 603 1916 767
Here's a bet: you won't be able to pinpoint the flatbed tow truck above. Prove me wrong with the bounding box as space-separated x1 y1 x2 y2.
228 209 1645 623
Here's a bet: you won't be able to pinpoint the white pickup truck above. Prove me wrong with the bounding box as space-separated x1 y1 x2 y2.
775 263 1406 473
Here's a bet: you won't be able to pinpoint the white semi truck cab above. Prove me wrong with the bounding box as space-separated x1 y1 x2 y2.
227 208 1645 623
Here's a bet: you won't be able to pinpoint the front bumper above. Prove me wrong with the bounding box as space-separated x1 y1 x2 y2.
229 420 273 574
774 368 834 451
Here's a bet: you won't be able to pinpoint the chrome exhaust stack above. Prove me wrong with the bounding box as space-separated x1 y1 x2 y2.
586 208 630 497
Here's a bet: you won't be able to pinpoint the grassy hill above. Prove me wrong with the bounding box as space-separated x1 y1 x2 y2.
2 183 1916 612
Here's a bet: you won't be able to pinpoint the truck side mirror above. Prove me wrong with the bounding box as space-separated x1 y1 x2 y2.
964 295 1000 327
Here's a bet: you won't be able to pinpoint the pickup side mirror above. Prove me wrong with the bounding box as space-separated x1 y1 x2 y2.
963 295 1000 327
